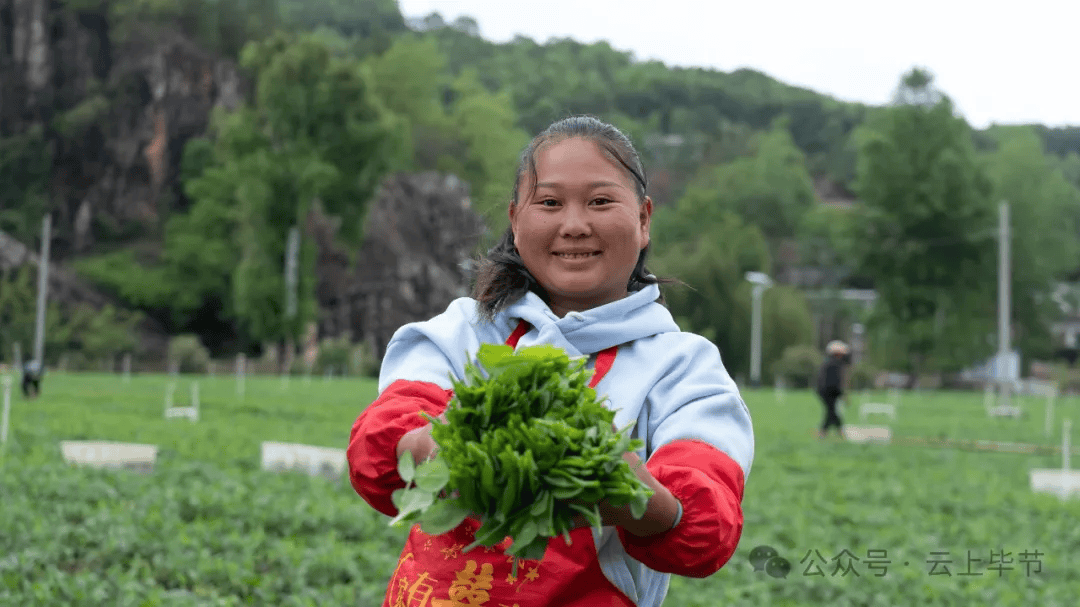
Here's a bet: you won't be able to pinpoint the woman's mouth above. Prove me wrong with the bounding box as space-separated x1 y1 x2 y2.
554 252 601 259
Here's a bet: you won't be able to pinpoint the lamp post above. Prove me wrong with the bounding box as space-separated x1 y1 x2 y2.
745 271 773 387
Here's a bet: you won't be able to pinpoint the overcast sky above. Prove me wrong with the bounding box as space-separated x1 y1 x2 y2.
397 0 1080 130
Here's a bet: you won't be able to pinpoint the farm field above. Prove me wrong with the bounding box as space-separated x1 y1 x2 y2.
2 372 1079 606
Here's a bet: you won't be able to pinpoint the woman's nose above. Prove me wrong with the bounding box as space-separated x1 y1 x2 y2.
558 203 591 236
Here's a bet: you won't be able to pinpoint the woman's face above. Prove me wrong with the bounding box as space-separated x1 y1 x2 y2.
510 137 652 317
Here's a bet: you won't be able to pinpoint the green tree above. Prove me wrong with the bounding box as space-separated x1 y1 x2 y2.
172 30 405 347
982 127 1080 360
852 69 996 373
443 70 529 237
653 209 813 380
669 121 817 267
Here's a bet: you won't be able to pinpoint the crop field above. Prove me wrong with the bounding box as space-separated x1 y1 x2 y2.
2 372 1079 606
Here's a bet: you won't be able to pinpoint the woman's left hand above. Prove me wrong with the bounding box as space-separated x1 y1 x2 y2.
595 450 681 537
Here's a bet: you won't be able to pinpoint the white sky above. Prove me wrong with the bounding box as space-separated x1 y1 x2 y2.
397 0 1080 130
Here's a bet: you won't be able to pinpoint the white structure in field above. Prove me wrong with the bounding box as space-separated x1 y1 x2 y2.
1 375 11 448
60 440 158 472
260 441 346 479
985 380 1023 418
236 353 246 397
1018 379 1059 438
164 382 200 422
1029 419 1080 499
842 425 892 444
773 377 786 403
859 388 899 423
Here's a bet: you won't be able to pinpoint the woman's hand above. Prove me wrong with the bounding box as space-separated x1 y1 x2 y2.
568 427 682 537
395 412 448 466
596 450 681 537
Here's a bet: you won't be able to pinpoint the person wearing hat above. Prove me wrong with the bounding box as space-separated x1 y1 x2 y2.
816 340 851 438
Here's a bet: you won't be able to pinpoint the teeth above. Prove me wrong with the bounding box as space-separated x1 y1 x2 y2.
556 252 598 259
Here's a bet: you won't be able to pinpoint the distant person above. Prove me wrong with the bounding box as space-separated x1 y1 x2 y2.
22 359 43 398
816 341 850 438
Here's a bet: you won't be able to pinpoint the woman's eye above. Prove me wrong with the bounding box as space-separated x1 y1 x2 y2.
540 199 559 207
591 197 613 205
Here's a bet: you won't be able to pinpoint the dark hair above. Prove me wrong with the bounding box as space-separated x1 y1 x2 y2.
472 115 677 321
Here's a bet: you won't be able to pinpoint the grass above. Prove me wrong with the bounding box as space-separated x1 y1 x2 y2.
1 372 1079 605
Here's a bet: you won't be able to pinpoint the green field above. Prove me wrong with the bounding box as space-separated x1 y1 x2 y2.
2 372 1078 606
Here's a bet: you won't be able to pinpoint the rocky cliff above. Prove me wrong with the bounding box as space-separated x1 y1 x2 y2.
1 0 246 256
311 172 487 358
1 2 488 361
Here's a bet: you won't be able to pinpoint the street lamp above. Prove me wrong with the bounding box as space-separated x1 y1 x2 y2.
745 271 774 387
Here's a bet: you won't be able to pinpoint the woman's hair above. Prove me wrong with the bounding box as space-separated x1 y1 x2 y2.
472 115 677 321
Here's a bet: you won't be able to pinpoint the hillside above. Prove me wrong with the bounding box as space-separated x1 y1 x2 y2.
2 0 1079 371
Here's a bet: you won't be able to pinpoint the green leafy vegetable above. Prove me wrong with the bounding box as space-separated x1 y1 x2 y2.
389 343 653 564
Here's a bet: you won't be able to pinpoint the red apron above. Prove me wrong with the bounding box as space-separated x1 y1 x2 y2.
382 320 631 607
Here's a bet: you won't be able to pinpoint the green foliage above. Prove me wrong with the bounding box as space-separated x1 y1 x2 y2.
847 361 879 391
168 334 211 373
771 344 823 388
5 377 1080 605
678 122 817 246
981 127 1080 360
393 344 651 562
348 341 381 378
852 70 996 372
65 304 142 360
70 250 172 310
654 210 813 380
0 266 137 366
315 335 351 374
51 95 110 138
361 38 528 239
173 30 405 344
0 128 51 245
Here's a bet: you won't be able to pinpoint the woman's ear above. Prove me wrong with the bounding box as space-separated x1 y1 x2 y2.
508 202 519 242
640 197 653 246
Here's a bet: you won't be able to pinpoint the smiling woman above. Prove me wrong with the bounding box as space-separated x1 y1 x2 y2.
509 137 652 317
473 115 674 320
347 115 755 607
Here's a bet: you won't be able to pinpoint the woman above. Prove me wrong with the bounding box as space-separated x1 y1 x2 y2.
348 116 754 607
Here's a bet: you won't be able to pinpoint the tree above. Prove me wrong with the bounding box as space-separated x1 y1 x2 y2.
852 69 996 373
671 121 817 268
982 127 1080 360
172 31 405 349
652 208 813 381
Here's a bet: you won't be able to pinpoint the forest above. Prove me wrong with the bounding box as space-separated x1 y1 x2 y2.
2 0 1080 382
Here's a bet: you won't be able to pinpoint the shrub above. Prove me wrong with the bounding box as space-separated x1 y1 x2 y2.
350 340 381 378
316 335 352 375
168 335 211 374
848 362 878 391
771 344 822 389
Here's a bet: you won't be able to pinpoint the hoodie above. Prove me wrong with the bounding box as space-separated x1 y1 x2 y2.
348 283 754 607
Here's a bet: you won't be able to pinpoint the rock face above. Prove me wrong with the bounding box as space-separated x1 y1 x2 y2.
1 2 243 357
0 1 246 256
311 172 488 358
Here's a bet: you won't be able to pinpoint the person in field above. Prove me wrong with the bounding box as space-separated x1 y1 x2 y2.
21 359 43 398
347 116 754 607
815 340 851 439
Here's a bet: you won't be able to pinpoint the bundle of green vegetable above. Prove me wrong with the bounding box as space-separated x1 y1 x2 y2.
388 343 653 562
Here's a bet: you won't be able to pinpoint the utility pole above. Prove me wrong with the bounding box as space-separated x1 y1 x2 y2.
745 271 774 387
997 200 1012 408
33 214 51 366
283 226 300 376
